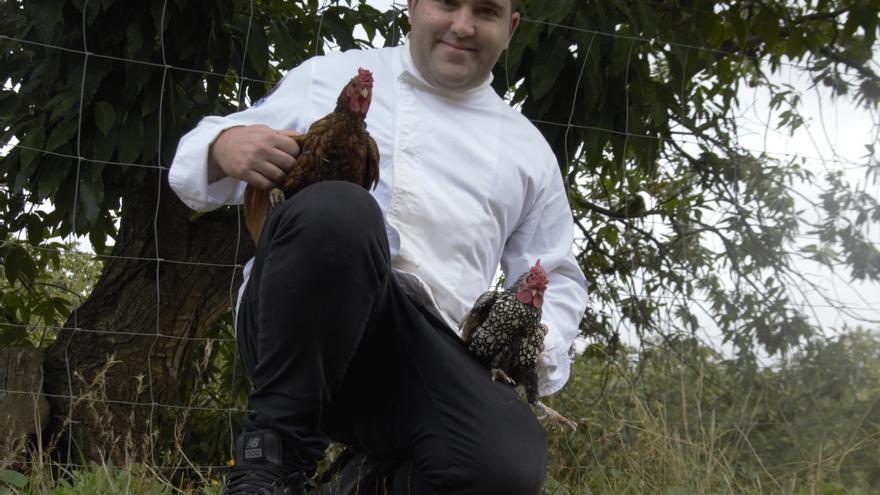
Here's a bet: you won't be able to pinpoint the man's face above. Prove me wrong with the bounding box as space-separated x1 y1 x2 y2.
406 0 520 90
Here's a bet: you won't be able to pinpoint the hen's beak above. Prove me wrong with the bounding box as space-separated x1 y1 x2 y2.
359 88 370 97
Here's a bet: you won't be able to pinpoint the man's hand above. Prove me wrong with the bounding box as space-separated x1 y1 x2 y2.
207 124 301 188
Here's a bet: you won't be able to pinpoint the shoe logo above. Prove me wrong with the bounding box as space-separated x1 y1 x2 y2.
244 435 263 460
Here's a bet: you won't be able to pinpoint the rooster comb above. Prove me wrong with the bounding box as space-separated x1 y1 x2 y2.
358 68 373 84
528 260 548 286
516 260 548 307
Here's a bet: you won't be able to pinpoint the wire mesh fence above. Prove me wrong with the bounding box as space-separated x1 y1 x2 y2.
1 0 879 492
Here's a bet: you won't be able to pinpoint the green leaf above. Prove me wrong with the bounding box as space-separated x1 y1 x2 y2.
48 92 82 124
530 36 569 100
27 0 64 44
36 157 73 200
0 325 30 348
125 21 145 59
0 469 27 488
0 89 18 115
598 224 620 245
245 19 270 76
529 0 575 24
3 246 36 286
94 101 116 138
25 216 46 245
117 113 144 164
92 128 117 163
755 7 779 47
45 120 78 153
89 222 110 256
53 296 72 314
18 126 45 172
271 19 300 63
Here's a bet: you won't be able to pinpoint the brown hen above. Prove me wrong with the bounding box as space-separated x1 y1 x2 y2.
243 68 380 242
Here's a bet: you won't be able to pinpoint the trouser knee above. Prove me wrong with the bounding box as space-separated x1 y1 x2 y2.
262 181 388 275
463 432 547 495
411 417 548 495
267 181 384 244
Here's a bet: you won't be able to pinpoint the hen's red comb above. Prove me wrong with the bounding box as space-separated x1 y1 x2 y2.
529 260 548 286
358 68 373 84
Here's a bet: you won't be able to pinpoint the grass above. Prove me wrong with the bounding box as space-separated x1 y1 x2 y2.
1 463 219 495
537 337 880 494
3 334 878 494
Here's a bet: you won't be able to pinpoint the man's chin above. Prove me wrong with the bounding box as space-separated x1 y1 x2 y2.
435 77 477 90
430 65 479 89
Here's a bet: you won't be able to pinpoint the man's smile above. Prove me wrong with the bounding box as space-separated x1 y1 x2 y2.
437 39 478 52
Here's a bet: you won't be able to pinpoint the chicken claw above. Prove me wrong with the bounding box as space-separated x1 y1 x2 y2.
491 368 516 385
270 188 285 207
535 401 577 430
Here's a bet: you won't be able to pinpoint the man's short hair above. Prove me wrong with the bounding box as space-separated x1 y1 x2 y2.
410 0 520 14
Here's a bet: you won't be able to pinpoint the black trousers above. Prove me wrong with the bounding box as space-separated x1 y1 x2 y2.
236 181 547 495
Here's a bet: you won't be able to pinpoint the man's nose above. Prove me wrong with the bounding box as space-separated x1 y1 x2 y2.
449 8 476 38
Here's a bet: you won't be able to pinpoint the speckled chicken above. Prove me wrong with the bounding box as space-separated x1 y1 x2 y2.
461 261 576 429
243 68 380 242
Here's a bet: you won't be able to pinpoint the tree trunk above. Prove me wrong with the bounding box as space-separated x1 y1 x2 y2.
43 170 253 463
1 347 50 466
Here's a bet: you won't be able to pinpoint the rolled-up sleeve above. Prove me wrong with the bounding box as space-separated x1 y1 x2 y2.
500 156 588 396
168 60 316 211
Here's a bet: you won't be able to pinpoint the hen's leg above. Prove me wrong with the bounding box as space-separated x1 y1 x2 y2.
491 367 515 384
534 401 578 430
489 348 516 384
269 188 285 207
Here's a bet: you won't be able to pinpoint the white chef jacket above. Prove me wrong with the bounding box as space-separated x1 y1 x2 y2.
168 43 588 396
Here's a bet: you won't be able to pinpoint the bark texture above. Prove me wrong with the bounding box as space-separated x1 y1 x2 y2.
43 172 253 463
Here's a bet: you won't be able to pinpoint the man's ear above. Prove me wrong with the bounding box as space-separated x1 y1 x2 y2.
507 11 521 44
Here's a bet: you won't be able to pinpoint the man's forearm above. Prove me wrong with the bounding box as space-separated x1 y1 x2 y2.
206 126 241 184
207 148 227 184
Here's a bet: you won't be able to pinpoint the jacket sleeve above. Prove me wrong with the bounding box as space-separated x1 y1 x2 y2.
167 60 317 211
500 154 588 396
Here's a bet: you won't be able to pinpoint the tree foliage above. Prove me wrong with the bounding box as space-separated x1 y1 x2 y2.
500 0 880 358
0 240 100 348
1 0 879 460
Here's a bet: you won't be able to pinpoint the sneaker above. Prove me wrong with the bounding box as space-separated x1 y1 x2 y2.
222 429 306 495
307 449 386 495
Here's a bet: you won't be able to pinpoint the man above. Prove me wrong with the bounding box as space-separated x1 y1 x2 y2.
169 0 588 493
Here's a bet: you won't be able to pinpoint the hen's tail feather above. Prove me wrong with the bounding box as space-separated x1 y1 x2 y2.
244 185 271 243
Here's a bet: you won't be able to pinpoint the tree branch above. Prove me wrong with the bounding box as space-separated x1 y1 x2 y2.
818 46 880 84
574 197 665 220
